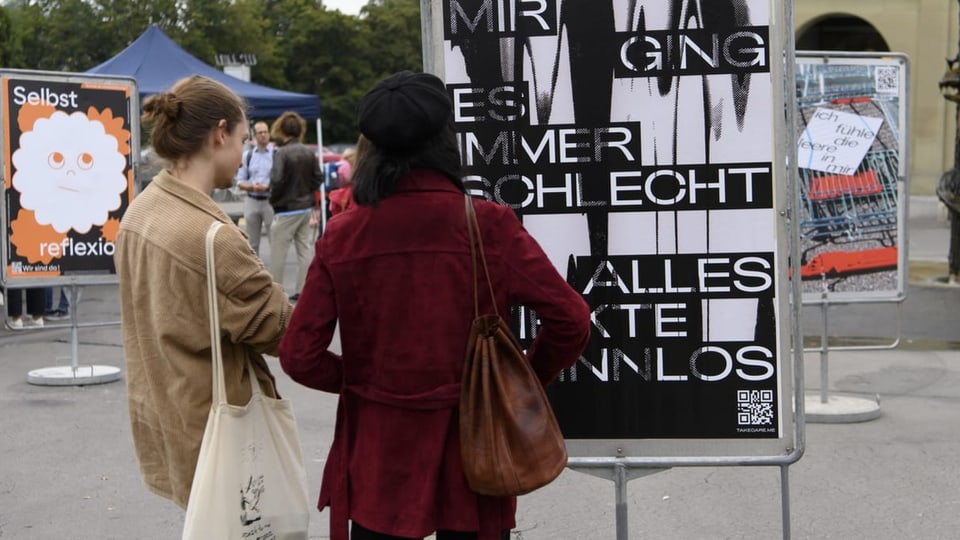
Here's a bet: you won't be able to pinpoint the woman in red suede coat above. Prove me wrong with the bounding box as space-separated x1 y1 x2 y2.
278 71 591 540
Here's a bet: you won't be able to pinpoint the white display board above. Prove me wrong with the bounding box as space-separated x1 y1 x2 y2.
795 53 910 303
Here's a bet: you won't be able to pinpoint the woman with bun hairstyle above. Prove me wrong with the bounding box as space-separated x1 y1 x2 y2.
115 75 293 510
279 71 591 540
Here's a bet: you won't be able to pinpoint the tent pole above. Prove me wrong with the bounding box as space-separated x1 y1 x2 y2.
317 118 328 233
316 118 323 154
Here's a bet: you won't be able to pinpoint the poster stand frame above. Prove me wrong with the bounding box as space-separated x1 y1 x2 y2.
568 458 797 540
795 51 912 423
420 1 804 538
795 52 911 306
0 69 137 385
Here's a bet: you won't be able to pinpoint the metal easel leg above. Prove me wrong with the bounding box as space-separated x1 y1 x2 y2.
804 299 881 423
780 464 791 540
615 462 629 540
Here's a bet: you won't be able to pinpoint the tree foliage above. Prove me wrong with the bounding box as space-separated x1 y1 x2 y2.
0 0 425 144
0 5 17 67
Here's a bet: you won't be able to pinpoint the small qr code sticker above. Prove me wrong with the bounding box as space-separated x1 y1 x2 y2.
875 66 899 94
737 390 774 426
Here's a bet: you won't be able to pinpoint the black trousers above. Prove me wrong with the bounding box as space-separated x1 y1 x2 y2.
351 522 510 540
6 287 45 318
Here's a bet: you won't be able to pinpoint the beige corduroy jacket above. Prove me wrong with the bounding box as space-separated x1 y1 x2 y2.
115 170 292 508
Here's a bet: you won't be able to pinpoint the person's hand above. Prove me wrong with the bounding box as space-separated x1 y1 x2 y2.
253 183 268 193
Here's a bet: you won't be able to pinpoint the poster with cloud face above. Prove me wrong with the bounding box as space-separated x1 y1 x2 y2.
1 71 138 286
426 0 795 458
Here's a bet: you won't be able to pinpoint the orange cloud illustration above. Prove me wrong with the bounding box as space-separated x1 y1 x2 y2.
10 209 67 265
88 106 131 156
101 218 121 243
17 102 56 133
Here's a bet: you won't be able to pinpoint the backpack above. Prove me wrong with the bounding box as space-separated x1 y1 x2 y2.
243 146 276 179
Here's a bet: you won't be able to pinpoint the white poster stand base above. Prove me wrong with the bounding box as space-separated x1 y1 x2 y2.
25 285 122 387
804 393 881 423
27 364 121 386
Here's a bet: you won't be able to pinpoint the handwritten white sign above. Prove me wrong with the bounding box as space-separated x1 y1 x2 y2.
797 108 883 175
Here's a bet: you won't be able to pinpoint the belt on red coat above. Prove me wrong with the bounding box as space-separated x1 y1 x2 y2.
348 382 461 409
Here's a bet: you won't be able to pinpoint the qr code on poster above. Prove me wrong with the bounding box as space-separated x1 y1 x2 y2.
875 66 899 94
737 390 774 426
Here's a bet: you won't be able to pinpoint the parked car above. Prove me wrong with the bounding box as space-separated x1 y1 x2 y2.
325 142 357 156
306 144 341 164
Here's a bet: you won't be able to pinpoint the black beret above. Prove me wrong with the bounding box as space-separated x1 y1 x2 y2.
357 71 452 152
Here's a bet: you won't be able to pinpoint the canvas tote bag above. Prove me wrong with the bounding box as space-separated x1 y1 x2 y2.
182 222 310 540
459 195 568 497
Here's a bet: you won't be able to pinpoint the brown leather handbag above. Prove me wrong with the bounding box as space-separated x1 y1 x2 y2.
459 194 568 497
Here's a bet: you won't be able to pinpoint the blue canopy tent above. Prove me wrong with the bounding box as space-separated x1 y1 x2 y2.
87 25 320 119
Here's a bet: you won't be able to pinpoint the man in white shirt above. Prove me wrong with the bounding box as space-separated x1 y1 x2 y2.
235 121 275 256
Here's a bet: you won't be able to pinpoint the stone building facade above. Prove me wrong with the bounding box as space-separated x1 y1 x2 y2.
795 1 960 195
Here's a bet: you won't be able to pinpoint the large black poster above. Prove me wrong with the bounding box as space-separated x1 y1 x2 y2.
430 0 794 455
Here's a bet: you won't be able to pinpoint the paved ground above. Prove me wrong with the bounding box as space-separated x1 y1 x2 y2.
0 196 958 539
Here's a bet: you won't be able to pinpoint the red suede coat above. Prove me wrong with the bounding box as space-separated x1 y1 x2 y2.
279 169 591 540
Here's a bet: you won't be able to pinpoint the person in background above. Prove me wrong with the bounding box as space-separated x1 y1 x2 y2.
6 288 45 329
327 144 359 216
115 75 292 511
235 120 275 257
268 111 321 302
277 71 591 540
336 146 356 182
44 286 70 321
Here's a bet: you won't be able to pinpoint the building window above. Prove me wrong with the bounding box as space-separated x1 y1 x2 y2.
797 16 890 52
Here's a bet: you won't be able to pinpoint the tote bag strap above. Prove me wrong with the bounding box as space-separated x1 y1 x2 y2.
205 222 229 406
464 194 498 319
206 222 260 406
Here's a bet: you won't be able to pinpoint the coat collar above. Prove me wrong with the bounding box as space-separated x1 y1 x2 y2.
150 169 234 224
393 169 463 195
